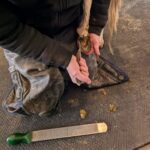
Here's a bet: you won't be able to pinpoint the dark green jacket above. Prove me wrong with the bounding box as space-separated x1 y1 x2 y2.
0 0 110 68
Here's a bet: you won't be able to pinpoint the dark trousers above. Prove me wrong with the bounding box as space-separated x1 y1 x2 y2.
3 49 97 116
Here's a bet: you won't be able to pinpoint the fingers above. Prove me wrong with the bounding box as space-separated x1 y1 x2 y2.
79 58 89 75
80 66 89 74
92 38 100 56
79 57 86 63
67 55 91 85
79 58 87 67
93 43 100 56
79 58 88 70
81 70 89 77
73 59 91 84
76 71 91 84
70 70 91 85
89 33 101 56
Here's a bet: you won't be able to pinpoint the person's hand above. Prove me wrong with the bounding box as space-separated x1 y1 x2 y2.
67 55 91 85
83 33 101 56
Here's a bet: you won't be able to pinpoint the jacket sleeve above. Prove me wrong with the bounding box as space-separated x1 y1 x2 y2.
89 0 111 35
0 2 72 68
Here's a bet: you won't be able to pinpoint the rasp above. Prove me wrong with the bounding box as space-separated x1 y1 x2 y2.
7 122 108 145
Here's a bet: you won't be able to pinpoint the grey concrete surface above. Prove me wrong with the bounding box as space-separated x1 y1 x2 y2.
0 0 150 150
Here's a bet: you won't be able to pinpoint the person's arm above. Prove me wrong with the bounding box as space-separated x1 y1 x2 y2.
0 2 72 68
89 0 111 35
84 0 111 56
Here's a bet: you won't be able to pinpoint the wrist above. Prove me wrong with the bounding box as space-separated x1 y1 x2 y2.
89 26 102 36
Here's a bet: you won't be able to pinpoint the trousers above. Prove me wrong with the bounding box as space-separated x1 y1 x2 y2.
3 49 98 116
3 49 66 116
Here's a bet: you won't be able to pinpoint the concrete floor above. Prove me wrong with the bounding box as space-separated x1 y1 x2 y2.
0 0 150 150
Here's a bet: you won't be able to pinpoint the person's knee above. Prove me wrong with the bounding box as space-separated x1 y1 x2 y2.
2 68 65 117
24 68 65 117
15 57 46 75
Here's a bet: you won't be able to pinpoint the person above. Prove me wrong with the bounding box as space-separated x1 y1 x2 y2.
0 0 127 116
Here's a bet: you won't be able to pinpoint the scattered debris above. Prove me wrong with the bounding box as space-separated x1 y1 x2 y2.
78 140 88 145
109 104 118 112
80 109 87 119
98 89 107 96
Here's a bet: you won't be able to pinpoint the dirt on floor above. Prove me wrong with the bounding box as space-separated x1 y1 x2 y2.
0 0 150 150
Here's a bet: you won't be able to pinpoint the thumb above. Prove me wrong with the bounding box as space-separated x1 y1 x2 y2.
94 43 100 56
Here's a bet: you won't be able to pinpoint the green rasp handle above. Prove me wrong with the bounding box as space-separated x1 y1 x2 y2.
7 132 32 145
